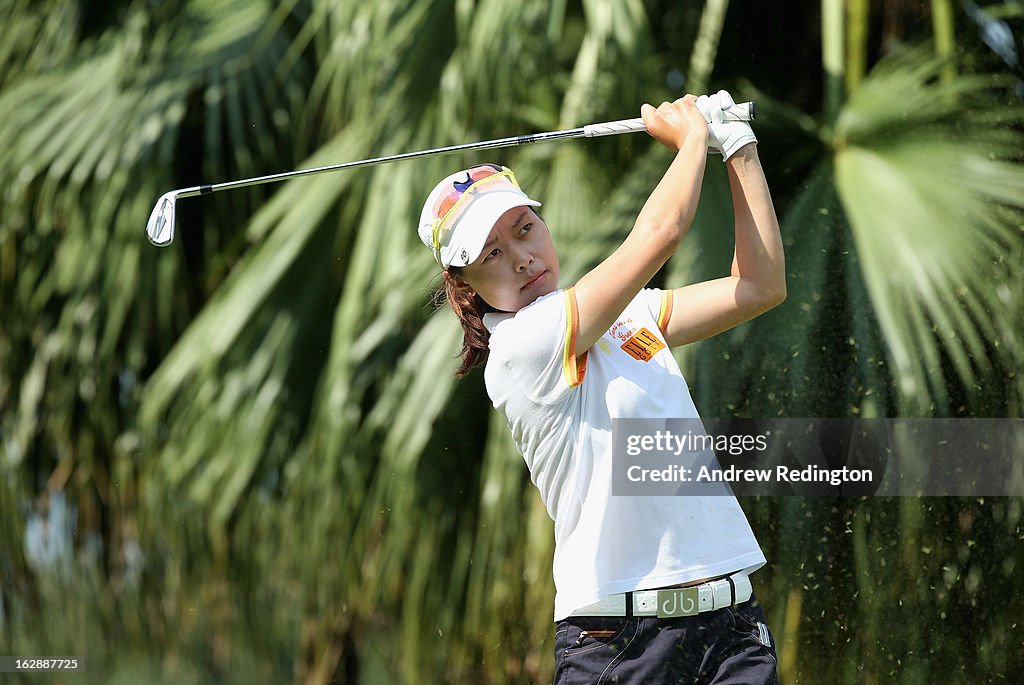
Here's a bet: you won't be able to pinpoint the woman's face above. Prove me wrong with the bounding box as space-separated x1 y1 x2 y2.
459 207 559 312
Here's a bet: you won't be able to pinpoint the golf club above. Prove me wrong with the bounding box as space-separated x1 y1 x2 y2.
146 101 755 246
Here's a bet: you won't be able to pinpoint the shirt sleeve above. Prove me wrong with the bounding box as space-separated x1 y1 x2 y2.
639 287 674 336
486 289 586 405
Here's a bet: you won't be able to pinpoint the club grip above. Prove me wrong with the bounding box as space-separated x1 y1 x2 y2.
584 101 756 138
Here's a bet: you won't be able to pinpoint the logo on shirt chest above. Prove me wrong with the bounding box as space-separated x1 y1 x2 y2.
620 327 665 362
609 319 635 342
605 318 665 362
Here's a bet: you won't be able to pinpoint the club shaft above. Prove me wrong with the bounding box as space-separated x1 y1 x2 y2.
174 101 754 199
177 128 587 200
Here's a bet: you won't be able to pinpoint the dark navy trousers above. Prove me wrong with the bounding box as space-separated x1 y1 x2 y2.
553 594 778 685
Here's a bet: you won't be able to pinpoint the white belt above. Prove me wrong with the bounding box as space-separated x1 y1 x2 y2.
569 573 752 618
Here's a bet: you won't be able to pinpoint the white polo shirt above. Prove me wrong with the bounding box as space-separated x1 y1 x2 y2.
483 287 765 621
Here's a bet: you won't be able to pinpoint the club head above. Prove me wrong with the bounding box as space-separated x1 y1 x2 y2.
147 191 178 246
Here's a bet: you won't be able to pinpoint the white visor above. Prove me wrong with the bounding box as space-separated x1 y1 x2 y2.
417 166 541 269
440 190 541 268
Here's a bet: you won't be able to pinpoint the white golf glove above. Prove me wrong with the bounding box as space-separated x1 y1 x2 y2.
696 90 757 161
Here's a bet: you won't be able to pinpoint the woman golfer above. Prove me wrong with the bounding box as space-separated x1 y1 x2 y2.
418 91 785 684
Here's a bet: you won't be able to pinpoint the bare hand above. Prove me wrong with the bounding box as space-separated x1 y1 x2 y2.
640 95 709 151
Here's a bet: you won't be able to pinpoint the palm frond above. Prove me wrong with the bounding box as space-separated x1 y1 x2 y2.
677 165 896 418
834 47 1024 413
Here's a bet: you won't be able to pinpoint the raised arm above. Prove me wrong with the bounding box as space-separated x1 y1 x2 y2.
573 96 709 355
661 143 786 347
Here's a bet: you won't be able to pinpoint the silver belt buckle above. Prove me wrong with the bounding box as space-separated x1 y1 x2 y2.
655 587 700 618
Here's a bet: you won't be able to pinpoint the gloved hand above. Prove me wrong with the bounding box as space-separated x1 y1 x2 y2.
696 90 757 161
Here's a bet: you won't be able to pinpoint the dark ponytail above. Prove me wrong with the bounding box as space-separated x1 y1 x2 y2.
435 268 496 377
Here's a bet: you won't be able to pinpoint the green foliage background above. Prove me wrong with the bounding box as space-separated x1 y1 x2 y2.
1 0 1022 683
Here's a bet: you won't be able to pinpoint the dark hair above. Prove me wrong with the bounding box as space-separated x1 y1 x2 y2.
435 267 496 377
